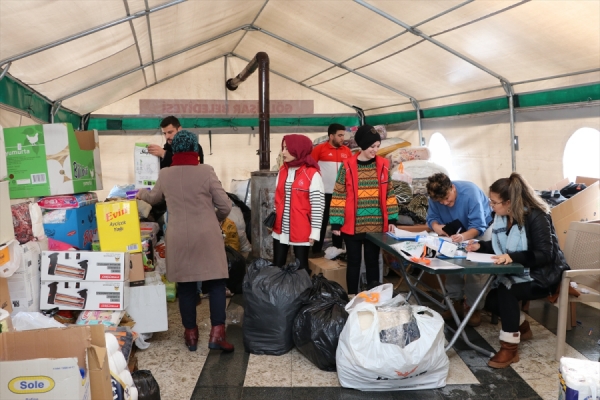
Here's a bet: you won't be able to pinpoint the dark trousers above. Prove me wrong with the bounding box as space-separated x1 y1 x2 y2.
343 233 381 295
312 193 343 253
273 238 310 271
484 281 546 332
178 279 227 329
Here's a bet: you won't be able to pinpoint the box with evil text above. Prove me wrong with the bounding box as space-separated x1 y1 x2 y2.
95 200 142 253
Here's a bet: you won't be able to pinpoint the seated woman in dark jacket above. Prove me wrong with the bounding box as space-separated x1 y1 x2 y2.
466 172 569 369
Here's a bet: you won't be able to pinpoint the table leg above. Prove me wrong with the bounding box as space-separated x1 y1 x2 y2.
441 274 496 358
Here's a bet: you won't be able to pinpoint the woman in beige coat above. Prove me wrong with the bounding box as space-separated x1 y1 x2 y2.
137 130 233 352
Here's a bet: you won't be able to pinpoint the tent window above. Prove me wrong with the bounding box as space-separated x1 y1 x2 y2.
563 127 600 181
428 132 454 177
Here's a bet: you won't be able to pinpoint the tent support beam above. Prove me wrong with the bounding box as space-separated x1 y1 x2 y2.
0 0 186 66
502 81 517 172
50 101 62 124
410 99 423 145
354 0 509 83
0 62 11 81
257 28 415 101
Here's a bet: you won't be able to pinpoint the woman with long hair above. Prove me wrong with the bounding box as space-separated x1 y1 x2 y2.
271 134 325 271
466 172 569 368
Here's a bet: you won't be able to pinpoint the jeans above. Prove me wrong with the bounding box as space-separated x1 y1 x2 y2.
178 279 227 329
312 193 343 252
343 233 381 295
273 238 310 270
484 281 545 332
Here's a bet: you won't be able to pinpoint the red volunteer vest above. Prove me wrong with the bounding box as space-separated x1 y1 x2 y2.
273 164 318 243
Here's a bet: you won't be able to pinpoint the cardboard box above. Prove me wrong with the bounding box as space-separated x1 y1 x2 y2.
7 239 46 315
0 277 12 313
550 177 599 249
134 143 160 189
42 204 98 250
0 181 14 245
0 325 112 400
41 251 130 282
96 200 142 253
129 252 146 286
309 257 348 292
127 283 168 333
40 280 130 310
1 124 103 199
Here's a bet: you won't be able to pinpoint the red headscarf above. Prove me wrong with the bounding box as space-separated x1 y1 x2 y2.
281 134 320 170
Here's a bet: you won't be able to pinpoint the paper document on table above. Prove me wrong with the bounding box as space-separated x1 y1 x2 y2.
426 258 464 270
467 252 496 263
390 241 425 258
387 227 428 241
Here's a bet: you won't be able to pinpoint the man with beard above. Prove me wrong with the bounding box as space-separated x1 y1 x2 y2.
148 116 204 167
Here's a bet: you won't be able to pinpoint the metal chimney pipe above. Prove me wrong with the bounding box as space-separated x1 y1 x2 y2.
226 52 270 170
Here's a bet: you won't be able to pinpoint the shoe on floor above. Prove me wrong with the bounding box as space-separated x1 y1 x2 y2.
519 320 533 341
441 299 464 321
466 309 482 327
488 338 519 368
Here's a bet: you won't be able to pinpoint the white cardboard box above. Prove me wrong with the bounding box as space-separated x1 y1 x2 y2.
127 282 168 333
134 143 160 189
41 251 130 282
0 181 14 245
0 357 90 400
40 280 130 310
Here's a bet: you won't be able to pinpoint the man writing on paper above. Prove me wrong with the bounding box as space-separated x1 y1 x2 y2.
425 173 492 327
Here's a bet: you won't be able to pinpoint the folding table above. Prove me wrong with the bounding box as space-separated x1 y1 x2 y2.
367 232 524 357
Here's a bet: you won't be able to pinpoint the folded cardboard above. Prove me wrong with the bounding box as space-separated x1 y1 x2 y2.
129 252 146 286
96 200 142 253
41 251 130 282
309 257 348 292
127 282 168 333
40 280 130 310
549 177 599 249
42 203 98 250
0 181 14 245
0 277 12 313
0 325 111 400
134 143 160 189
1 123 103 199
6 239 46 315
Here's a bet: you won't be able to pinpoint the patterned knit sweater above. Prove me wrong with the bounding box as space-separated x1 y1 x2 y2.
330 158 398 233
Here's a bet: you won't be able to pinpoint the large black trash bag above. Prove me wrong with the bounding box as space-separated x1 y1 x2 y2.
227 192 252 243
132 370 161 400
243 258 312 355
293 274 349 371
225 245 246 294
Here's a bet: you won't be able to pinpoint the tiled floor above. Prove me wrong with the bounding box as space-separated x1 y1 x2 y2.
136 278 600 400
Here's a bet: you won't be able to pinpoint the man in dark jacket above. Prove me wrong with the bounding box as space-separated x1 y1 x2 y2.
148 116 204 167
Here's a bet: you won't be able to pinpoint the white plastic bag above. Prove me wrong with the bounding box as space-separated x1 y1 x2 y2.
559 357 600 400
336 302 449 391
12 311 65 331
345 283 394 312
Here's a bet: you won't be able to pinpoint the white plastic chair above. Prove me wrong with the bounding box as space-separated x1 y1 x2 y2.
555 221 600 361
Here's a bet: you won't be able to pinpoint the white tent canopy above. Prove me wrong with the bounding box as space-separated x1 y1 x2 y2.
1 0 599 197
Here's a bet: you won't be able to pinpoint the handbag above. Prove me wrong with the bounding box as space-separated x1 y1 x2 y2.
263 211 276 229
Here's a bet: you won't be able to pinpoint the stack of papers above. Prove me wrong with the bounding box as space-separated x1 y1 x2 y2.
466 252 496 263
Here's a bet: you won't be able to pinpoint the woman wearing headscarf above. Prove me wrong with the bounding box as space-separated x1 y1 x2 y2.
330 125 399 294
466 172 569 368
137 130 234 353
272 134 325 271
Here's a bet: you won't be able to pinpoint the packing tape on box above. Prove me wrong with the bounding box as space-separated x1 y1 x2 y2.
0 309 10 333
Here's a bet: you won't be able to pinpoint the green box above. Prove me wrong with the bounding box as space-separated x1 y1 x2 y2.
1 123 103 199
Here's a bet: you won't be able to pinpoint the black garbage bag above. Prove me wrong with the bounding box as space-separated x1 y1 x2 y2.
293 274 349 371
132 370 161 400
243 258 312 355
225 245 246 294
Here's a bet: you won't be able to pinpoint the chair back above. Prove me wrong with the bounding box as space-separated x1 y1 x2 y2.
563 221 600 290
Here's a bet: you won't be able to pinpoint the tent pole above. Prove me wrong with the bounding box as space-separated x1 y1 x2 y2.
226 52 271 171
0 0 185 66
0 62 11 81
411 99 423 145
502 81 517 172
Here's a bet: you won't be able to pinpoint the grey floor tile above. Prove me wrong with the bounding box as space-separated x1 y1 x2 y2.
242 387 293 399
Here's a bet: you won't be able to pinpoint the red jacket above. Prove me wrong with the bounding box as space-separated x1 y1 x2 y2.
273 164 319 243
339 155 391 235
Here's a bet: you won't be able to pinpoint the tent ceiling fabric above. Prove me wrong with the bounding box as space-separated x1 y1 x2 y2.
0 0 598 117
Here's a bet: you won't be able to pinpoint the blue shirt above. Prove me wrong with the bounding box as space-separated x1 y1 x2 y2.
426 181 492 235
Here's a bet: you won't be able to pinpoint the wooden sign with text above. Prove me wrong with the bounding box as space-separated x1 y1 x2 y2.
139 99 314 115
